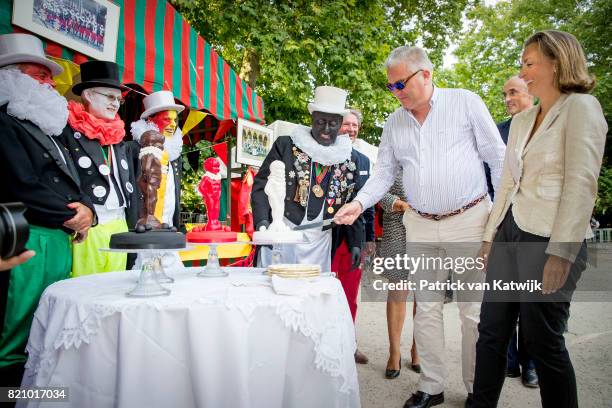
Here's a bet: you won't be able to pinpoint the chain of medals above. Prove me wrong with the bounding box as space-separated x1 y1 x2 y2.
291 146 358 213
292 147 311 206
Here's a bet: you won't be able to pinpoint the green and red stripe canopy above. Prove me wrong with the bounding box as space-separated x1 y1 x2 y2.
0 0 265 123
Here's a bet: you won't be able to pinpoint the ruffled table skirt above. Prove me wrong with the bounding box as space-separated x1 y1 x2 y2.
18 268 360 408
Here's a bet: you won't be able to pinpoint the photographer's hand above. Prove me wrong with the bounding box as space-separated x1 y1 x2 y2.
0 250 35 271
64 202 94 233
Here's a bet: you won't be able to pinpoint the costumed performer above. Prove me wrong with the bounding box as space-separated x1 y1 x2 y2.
0 33 95 385
61 60 136 277
130 90 185 269
251 86 371 272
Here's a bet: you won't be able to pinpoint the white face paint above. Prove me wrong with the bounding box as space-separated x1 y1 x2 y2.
83 86 121 120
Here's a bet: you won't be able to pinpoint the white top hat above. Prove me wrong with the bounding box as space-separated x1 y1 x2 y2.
141 90 185 119
0 33 62 76
307 86 349 116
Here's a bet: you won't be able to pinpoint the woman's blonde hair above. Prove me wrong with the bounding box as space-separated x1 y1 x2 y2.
524 30 595 93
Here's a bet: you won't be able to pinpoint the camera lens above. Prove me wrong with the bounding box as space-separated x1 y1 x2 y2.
0 202 30 259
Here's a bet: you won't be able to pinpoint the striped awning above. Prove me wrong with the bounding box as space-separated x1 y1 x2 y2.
0 0 265 123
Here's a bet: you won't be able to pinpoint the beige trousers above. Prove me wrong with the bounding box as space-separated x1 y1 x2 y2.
402 199 490 395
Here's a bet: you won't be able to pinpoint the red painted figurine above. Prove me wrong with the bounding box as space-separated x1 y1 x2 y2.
198 157 222 231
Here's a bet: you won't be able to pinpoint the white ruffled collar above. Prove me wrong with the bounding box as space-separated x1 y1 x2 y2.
0 67 68 136
130 119 183 161
289 125 352 165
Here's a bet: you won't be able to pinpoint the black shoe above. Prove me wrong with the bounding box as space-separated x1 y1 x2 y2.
411 363 421 373
465 393 473 408
385 355 401 379
506 366 521 378
354 349 369 364
403 391 444 408
521 368 539 388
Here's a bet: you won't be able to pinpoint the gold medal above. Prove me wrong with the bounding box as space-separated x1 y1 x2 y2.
327 206 335 214
312 184 324 198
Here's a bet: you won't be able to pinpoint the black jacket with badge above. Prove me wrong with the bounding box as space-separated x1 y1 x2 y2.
252 134 370 250
0 104 95 232
60 127 138 228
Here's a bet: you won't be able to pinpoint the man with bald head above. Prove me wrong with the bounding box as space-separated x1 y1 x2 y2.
498 75 538 389
485 76 534 197
498 75 534 143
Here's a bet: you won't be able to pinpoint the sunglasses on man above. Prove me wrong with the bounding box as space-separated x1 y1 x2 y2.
386 69 423 92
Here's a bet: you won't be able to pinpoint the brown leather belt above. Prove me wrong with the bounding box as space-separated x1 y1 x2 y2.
413 194 487 221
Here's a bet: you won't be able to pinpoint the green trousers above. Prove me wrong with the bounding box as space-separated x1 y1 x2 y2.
0 225 71 368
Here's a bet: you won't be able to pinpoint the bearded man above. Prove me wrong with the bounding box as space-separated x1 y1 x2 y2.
0 33 95 386
60 60 137 277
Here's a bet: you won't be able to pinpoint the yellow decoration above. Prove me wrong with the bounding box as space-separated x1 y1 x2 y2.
183 109 207 135
154 150 170 221
49 56 80 96
179 233 252 261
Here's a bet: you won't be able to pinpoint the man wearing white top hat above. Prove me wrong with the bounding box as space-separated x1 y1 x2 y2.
0 33 95 386
60 60 137 277
130 90 185 229
129 91 185 273
252 86 371 273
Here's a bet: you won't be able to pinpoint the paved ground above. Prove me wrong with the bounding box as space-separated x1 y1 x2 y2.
353 246 612 408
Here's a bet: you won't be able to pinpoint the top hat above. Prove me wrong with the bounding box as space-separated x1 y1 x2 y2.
0 33 62 76
72 60 126 96
307 86 349 116
140 90 185 119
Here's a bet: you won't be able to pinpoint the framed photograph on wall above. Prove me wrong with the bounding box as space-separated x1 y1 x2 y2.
13 0 120 61
236 118 274 167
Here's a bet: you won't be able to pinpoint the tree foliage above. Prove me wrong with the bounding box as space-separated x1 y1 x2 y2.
436 0 611 219
171 0 469 143
437 0 611 126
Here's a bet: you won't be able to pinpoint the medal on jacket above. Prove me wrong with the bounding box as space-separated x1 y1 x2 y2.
326 198 335 214
296 179 309 207
312 184 324 198
312 163 329 199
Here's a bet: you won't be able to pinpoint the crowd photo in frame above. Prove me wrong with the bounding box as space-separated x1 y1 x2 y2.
12 0 120 61
236 118 275 167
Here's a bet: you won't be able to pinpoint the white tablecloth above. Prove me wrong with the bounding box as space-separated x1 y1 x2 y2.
18 268 360 408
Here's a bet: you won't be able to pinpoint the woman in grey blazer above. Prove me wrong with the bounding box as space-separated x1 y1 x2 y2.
472 30 608 408
380 170 419 378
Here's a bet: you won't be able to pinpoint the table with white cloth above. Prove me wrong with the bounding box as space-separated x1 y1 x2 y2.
18 268 360 408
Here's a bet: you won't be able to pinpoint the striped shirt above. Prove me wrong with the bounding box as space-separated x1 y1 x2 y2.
355 87 505 214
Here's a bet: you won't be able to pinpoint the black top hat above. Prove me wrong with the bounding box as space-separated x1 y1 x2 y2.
72 60 127 96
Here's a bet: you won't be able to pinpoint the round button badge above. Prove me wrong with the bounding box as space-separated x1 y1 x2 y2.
78 156 92 169
99 164 110 176
73 132 81 139
121 159 129 170
93 185 107 198
126 182 134 193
